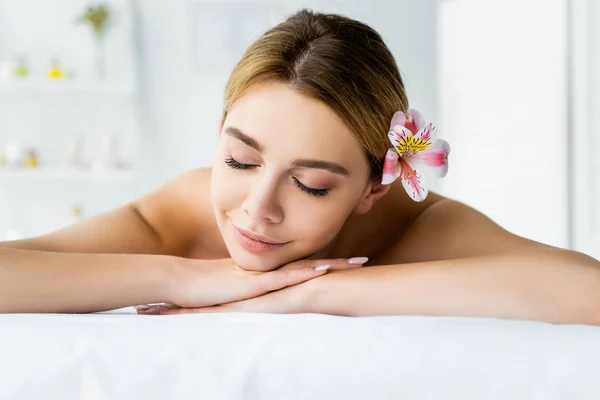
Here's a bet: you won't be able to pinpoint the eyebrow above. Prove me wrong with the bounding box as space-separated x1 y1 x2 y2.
291 159 350 176
225 126 264 152
224 126 351 176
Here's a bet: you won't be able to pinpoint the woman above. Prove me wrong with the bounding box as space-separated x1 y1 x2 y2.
1 10 599 324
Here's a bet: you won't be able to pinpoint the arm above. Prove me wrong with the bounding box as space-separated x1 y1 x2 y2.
0 169 208 313
310 248 600 324
0 247 176 313
0 248 353 314
311 199 600 324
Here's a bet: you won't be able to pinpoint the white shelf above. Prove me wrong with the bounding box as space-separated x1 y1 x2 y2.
0 79 134 97
0 167 134 182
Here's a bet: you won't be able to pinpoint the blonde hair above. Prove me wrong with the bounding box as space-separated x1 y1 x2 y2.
222 9 408 179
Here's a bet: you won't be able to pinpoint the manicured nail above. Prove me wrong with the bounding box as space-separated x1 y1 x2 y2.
134 305 151 310
347 257 369 265
315 264 330 271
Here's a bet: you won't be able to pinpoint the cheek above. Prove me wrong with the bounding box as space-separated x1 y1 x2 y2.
211 164 246 211
286 197 350 242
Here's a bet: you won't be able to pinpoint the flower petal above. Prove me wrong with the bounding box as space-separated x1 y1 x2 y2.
389 111 407 130
381 148 400 185
388 124 433 155
399 157 428 202
407 109 426 133
405 139 450 179
387 125 413 154
413 122 437 145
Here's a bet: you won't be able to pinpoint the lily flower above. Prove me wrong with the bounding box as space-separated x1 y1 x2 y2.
381 109 450 202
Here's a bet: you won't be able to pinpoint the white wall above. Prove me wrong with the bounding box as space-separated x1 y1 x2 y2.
590 0 600 259
437 0 570 248
571 0 600 259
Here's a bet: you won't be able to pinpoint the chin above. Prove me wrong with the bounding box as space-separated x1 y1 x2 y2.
227 239 317 272
229 250 283 272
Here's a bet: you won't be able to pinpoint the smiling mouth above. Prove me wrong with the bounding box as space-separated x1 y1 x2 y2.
233 225 291 254
234 226 287 244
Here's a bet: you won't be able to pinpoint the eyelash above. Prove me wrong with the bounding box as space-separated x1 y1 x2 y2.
224 156 329 198
224 156 253 170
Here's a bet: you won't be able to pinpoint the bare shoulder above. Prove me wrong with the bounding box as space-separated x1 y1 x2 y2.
132 167 222 258
370 188 551 265
1 167 220 257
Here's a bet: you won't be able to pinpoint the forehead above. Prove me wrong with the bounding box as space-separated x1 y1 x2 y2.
224 82 363 161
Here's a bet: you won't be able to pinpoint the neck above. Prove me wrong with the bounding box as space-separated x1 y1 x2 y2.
316 184 411 261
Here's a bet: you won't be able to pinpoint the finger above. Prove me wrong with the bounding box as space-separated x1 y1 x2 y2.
136 306 166 315
134 303 177 311
279 257 369 271
258 257 369 292
256 262 331 293
160 306 224 315
328 257 369 271
136 303 178 314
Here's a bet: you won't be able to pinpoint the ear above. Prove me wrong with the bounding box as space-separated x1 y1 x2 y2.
353 180 392 214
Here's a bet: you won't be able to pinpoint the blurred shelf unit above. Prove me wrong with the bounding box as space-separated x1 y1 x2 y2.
0 79 135 97
0 167 134 182
0 0 140 239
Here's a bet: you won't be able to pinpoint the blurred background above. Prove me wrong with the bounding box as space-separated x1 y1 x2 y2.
0 0 597 259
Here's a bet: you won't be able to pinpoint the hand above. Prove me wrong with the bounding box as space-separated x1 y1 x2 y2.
142 278 314 315
135 256 368 314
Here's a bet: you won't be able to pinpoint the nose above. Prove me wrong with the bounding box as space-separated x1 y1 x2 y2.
242 172 284 224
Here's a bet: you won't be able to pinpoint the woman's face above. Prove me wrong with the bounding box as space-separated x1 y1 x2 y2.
211 82 375 271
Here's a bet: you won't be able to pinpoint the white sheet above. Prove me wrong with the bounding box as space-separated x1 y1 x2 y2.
1 308 600 399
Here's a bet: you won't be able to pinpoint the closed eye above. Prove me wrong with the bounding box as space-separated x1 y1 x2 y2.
224 156 255 170
224 156 330 198
293 178 329 197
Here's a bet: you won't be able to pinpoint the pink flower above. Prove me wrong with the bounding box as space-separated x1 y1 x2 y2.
381 109 450 202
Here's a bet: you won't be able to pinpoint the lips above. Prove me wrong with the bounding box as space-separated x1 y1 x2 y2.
235 226 285 244
232 225 290 254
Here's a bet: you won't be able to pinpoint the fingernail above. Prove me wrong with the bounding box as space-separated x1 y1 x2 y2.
315 264 330 271
347 257 369 265
134 305 151 310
